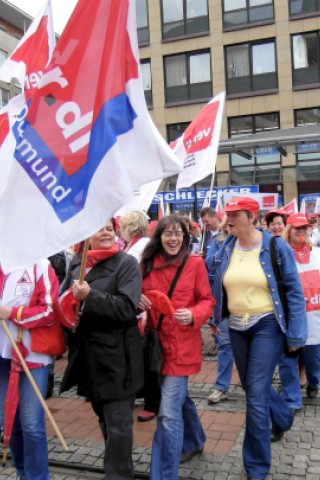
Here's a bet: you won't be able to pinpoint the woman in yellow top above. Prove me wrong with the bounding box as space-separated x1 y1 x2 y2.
208 197 307 480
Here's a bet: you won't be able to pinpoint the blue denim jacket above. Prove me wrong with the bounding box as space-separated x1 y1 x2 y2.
208 229 307 348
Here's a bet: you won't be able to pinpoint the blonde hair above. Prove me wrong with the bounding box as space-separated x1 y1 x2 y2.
120 211 149 242
283 224 313 247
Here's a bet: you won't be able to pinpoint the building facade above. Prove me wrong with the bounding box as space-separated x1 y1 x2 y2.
137 0 320 209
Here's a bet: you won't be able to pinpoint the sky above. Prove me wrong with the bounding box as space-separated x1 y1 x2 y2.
8 0 78 34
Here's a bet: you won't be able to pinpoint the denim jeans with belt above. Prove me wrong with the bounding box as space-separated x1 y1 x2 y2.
150 375 206 480
0 357 50 480
229 315 293 479
214 319 234 391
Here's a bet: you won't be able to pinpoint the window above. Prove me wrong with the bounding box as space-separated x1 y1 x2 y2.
228 113 281 185
292 31 320 87
222 0 274 29
140 59 152 107
167 122 190 142
0 88 9 108
0 49 7 68
164 51 212 104
136 0 149 45
289 0 320 17
295 108 320 162
225 40 277 96
161 0 209 40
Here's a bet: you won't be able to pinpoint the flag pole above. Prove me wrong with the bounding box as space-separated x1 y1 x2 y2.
0 320 68 452
200 171 215 253
72 238 90 331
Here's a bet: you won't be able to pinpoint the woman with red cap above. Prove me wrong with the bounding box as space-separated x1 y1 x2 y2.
265 208 287 237
208 197 307 480
283 214 320 400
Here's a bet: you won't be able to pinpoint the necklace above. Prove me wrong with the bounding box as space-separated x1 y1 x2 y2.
235 238 262 262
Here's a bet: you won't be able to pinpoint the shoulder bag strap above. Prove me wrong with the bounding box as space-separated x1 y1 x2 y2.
157 254 189 331
270 236 289 327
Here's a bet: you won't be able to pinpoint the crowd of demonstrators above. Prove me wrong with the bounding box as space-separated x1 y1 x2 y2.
208 197 307 480
284 214 320 400
206 217 234 404
138 215 214 480
0 260 59 480
60 220 143 480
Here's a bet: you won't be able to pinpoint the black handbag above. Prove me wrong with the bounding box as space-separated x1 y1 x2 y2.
143 255 188 374
270 236 302 358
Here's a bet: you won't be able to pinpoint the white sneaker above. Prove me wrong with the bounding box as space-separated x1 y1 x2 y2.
208 389 228 404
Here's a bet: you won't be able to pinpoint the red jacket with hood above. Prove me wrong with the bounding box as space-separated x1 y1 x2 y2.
143 254 215 376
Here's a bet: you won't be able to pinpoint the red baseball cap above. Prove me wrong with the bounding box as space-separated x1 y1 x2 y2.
286 213 311 228
264 208 288 222
225 197 260 214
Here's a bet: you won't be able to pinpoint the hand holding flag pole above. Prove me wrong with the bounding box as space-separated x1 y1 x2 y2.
0 320 68 454
72 238 90 332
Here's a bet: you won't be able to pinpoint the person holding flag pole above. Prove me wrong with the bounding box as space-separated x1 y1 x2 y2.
0 259 67 480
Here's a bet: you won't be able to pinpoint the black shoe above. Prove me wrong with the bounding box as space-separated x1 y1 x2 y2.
307 385 318 398
271 428 285 442
247 477 266 480
180 448 203 463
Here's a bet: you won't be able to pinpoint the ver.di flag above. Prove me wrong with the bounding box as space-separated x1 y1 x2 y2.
0 1 55 197
0 1 55 92
0 0 181 272
176 92 225 190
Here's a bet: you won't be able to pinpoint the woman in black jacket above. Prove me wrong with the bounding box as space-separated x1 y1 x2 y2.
60 219 143 480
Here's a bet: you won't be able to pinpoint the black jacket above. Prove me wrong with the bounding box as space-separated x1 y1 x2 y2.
60 250 144 403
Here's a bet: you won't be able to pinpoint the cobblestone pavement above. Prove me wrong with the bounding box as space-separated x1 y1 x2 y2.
1 326 320 479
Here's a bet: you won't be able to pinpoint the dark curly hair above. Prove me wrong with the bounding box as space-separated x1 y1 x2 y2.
141 215 190 277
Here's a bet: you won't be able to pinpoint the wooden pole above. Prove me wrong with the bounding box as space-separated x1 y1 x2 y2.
72 238 90 330
1 320 68 452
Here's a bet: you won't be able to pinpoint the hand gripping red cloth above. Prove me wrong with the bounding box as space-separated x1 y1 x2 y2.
145 290 176 315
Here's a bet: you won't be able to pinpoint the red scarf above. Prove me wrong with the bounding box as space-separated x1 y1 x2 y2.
291 243 310 264
86 245 119 268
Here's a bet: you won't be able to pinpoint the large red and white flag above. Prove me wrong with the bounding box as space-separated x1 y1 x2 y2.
0 1 55 197
0 1 55 95
176 92 225 190
283 198 298 215
0 0 181 272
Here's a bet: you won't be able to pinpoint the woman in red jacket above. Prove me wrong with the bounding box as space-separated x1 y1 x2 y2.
139 215 215 480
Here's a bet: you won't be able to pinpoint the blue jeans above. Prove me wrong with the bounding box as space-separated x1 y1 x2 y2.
0 357 50 480
278 352 302 410
150 375 205 480
301 344 320 389
214 320 234 391
229 315 293 479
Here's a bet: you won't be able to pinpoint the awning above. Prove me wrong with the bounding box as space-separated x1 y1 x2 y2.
218 125 320 159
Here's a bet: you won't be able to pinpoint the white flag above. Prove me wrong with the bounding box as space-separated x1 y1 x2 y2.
176 92 225 190
0 0 181 272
